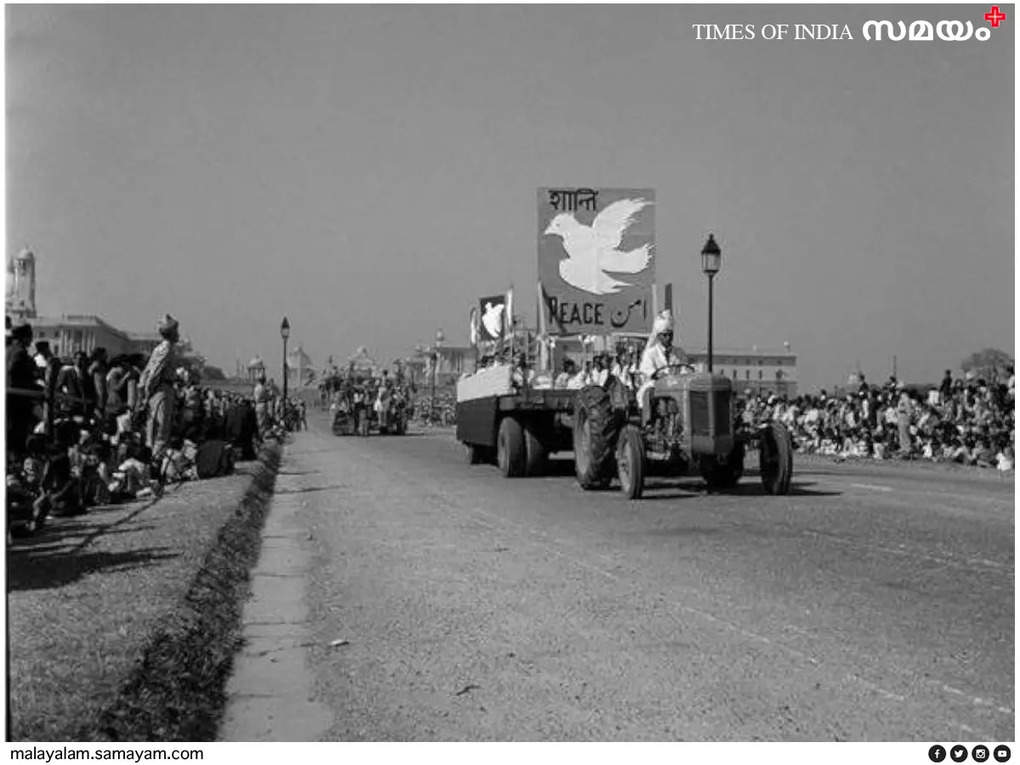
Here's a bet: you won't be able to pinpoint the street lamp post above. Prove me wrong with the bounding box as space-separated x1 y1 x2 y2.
701 234 721 373
280 317 290 426
432 329 445 424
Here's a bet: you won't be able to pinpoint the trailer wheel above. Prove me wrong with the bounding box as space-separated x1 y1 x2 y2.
760 423 793 495
701 441 745 491
616 424 646 500
497 416 526 478
573 385 618 490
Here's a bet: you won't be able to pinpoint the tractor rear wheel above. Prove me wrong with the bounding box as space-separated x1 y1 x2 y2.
616 424 646 500
760 423 793 495
497 416 526 478
573 385 618 490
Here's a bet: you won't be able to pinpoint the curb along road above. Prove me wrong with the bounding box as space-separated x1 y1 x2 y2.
218 433 333 741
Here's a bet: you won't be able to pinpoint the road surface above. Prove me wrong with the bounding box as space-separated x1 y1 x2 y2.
220 415 1014 741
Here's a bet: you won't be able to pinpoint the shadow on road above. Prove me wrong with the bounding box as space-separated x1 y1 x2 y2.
720 479 843 498
275 484 348 495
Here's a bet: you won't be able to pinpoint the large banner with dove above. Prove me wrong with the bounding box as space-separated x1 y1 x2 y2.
538 187 655 336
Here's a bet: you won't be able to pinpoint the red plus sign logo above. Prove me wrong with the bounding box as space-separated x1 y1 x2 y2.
985 5 1007 27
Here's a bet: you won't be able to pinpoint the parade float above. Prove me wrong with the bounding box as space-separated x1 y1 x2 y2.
455 187 793 498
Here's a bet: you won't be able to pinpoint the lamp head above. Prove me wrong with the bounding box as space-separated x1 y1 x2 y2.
701 233 721 276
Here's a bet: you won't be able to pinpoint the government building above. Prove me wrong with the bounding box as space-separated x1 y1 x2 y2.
8 248 179 359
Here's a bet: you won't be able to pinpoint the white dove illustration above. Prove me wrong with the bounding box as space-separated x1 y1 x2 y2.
482 301 505 339
543 198 653 296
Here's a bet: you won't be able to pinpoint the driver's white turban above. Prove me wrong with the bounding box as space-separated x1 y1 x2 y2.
652 310 674 335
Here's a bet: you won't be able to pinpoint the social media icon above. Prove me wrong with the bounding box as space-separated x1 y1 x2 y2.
973 746 990 762
993 745 1011 763
930 745 948 762
951 745 969 762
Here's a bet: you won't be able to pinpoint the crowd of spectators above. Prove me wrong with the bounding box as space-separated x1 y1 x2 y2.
6 314 278 537
739 371 1015 471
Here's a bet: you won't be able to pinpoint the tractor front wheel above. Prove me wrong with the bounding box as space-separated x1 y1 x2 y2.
760 423 793 495
616 424 646 500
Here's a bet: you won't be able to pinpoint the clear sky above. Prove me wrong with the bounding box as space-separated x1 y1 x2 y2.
6 4 1014 391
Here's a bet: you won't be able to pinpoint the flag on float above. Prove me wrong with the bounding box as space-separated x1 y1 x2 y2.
468 307 479 347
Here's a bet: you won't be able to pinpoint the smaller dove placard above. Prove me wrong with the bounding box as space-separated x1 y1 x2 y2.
538 187 655 335
478 295 507 341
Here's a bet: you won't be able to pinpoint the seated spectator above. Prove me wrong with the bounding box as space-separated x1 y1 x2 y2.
996 443 1014 471
972 438 996 468
872 433 887 461
34 420 84 519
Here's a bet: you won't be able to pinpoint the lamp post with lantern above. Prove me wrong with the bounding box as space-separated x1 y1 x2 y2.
280 317 290 427
431 329 445 423
700 234 721 372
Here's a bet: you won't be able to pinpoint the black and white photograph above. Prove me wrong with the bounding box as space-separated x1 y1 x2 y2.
4 2 1014 751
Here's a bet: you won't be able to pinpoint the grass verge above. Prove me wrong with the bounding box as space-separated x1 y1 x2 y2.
86 444 281 741
8 443 281 741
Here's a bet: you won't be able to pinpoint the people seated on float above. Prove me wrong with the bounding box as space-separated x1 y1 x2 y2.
554 359 576 389
590 354 610 388
511 352 535 389
610 349 637 390
567 360 590 390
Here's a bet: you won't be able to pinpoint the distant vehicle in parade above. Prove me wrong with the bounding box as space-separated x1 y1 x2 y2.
326 370 410 437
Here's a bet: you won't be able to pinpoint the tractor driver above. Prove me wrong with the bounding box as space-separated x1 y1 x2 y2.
637 310 688 407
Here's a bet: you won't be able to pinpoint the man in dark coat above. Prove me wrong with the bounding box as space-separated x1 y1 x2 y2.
7 323 39 458
224 396 259 460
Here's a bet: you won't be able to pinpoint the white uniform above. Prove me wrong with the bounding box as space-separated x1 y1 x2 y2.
639 342 679 381
637 342 680 408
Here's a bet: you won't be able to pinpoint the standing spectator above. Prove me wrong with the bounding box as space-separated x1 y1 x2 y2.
7 322 39 459
88 347 109 421
34 341 61 435
253 371 271 439
939 369 954 404
105 355 132 416
56 351 89 418
179 369 204 441
896 386 914 457
138 314 180 466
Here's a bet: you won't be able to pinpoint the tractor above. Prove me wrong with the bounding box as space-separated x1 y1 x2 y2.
572 365 793 499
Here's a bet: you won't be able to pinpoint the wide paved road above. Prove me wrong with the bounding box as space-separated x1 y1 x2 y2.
225 414 1014 741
